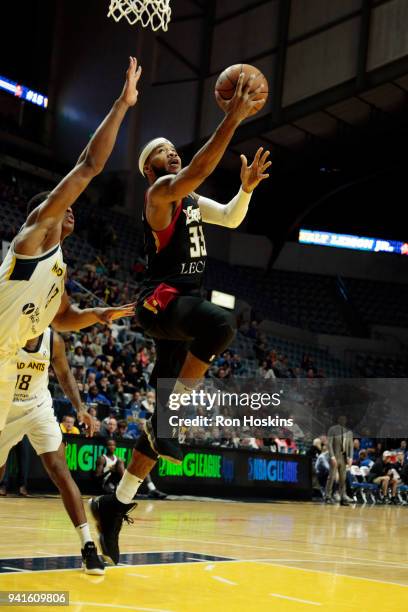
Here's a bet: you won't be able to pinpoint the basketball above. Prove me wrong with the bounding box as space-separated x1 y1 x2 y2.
215 63 269 116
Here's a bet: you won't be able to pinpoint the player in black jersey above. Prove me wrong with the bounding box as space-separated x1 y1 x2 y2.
90 72 272 564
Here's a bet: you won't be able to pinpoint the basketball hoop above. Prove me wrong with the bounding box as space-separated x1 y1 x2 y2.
108 0 171 32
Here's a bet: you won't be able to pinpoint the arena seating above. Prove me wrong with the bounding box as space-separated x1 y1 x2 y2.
345 277 408 329
205 260 351 336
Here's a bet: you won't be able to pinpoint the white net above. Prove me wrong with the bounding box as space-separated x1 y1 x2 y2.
108 0 171 32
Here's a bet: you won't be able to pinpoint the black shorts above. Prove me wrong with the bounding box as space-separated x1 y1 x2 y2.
136 294 236 378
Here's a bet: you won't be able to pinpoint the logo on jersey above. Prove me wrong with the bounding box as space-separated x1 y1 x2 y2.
180 260 206 275
17 361 45 372
51 261 64 277
22 303 35 315
183 205 201 225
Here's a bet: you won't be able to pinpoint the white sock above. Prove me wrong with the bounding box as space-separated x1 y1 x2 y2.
147 480 156 492
116 470 143 505
76 523 92 547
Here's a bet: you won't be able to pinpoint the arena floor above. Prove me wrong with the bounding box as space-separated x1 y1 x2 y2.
0 497 407 611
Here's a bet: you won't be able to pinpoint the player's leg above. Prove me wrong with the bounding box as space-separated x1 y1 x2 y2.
141 297 236 462
89 339 183 564
16 437 30 497
0 463 6 494
325 459 337 503
0 406 30 494
91 299 234 564
0 359 18 435
28 412 104 575
338 456 349 506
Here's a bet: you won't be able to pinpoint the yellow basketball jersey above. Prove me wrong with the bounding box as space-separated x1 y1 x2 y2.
0 241 66 360
13 327 52 408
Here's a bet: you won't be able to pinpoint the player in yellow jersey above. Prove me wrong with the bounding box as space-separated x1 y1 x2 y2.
0 57 141 433
0 328 104 574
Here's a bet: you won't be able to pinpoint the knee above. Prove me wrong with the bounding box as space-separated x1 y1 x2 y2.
190 306 236 362
46 458 70 484
209 310 236 351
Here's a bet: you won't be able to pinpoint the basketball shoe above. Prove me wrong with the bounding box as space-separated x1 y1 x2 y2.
81 541 105 575
89 495 137 565
145 410 183 464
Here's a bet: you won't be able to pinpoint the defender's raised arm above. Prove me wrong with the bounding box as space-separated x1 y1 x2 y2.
15 57 142 256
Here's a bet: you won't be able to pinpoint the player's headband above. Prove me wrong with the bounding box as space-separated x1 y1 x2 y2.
138 138 173 176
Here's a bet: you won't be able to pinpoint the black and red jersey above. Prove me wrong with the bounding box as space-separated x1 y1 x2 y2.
138 193 207 300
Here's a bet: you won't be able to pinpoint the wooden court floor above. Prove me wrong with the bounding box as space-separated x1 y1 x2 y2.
0 496 407 611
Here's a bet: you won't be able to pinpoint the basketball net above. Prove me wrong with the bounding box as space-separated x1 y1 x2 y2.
108 0 171 32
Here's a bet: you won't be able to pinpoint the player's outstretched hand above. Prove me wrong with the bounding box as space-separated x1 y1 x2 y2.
93 302 136 325
78 409 95 438
220 72 265 123
240 147 271 193
120 57 142 107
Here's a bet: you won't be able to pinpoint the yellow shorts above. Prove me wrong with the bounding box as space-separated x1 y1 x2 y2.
0 399 62 465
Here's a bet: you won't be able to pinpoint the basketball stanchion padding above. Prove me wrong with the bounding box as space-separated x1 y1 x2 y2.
108 0 171 32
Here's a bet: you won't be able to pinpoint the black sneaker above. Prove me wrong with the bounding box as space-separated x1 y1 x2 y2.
81 541 105 575
147 488 167 500
340 498 350 506
324 496 335 505
145 419 183 465
88 495 136 565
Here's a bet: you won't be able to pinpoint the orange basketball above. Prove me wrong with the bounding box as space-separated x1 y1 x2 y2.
215 63 269 116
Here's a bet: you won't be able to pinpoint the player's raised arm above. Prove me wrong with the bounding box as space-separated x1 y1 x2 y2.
147 73 263 207
198 147 271 228
15 57 142 255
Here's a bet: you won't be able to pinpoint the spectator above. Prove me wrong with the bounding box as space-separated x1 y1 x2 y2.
358 449 373 468
60 415 80 435
368 451 399 503
360 430 376 459
352 439 360 463
71 346 86 367
101 417 118 440
141 391 155 415
258 360 276 380
397 440 408 460
315 447 330 491
85 384 112 406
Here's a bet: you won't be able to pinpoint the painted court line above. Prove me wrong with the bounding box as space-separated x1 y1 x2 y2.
127 573 150 578
70 603 173 612
130 532 407 566
270 593 322 606
1 566 28 573
0 550 185 560
251 558 408 569
212 576 238 586
247 560 408 588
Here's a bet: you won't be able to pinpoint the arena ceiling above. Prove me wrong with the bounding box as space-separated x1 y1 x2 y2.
2 0 408 254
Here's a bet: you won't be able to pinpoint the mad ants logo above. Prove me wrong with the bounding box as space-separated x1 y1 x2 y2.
22 303 35 315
